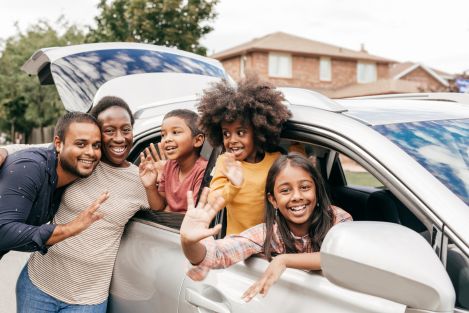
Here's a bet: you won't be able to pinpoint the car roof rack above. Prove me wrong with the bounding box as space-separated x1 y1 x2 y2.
346 92 469 105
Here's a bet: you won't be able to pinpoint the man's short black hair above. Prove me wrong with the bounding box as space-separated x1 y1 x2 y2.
90 96 135 126
163 109 203 137
54 112 99 143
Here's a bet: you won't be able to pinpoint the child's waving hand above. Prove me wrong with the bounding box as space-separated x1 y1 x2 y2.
139 152 159 189
180 188 226 265
221 152 244 187
148 142 167 179
180 188 225 244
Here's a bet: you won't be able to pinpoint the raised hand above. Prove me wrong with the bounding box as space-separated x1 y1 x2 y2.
180 188 225 245
46 192 109 245
139 152 158 189
221 152 244 187
241 255 286 302
148 142 167 179
69 192 109 235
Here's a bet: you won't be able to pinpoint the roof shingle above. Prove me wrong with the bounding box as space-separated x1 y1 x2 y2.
211 32 394 63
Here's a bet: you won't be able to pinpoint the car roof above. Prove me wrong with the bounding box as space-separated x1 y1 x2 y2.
337 97 469 126
278 88 469 126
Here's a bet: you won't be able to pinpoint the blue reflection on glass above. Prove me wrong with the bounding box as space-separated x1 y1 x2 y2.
374 119 469 205
50 49 226 112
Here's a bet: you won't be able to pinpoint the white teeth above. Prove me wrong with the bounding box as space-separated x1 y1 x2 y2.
111 147 125 153
79 160 93 164
290 205 306 211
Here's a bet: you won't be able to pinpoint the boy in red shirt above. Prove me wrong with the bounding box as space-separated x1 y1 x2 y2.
140 109 207 212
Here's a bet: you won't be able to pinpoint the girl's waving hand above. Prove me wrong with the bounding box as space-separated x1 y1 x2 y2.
180 188 225 265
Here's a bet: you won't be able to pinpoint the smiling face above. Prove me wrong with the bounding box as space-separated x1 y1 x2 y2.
97 106 133 167
161 116 203 161
221 119 257 162
268 162 317 236
56 121 102 178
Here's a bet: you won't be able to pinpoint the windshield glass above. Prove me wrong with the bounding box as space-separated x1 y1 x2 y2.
373 119 469 205
50 49 226 112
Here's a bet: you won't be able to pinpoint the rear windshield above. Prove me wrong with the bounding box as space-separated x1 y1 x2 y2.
50 49 226 112
373 119 469 205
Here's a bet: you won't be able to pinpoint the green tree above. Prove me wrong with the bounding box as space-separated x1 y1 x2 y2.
0 18 86 142
87 0 218 55
0 96 28 142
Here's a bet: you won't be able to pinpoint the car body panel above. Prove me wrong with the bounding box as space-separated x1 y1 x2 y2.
178 257 406 313
107 220 186 313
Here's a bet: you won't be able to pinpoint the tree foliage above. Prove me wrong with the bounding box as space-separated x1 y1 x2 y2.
87 0 218 55
0 19 86 142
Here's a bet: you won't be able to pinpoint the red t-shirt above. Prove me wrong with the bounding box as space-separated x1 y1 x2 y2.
158 157 208 212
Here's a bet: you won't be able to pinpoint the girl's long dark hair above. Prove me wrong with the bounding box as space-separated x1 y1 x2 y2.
263 153 335 260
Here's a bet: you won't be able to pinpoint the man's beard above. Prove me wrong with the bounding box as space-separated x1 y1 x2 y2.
59 155 95 179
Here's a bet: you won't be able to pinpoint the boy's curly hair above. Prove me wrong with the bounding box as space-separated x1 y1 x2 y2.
197 75 291 152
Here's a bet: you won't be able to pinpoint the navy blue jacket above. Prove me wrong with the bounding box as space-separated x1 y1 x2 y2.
0 147 66 259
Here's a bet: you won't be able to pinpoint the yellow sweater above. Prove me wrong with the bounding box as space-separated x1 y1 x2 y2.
209 152 281 235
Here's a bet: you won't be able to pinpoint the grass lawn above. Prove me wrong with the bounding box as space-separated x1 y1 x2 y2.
344 171 383 188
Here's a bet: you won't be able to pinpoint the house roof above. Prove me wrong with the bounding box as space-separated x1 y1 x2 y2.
331 79 423 98
390 62 453 86
211 32 394 63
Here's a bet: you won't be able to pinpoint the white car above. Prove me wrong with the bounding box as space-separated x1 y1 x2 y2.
23 43 469 313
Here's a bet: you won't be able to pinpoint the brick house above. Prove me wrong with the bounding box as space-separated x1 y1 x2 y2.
389 62 452 92
211 32 453 98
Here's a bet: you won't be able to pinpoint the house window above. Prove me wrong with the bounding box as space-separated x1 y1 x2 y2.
357 61 377 83
319 57 332 81
268 53 292 78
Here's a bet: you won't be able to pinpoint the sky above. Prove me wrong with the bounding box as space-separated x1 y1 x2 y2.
0 0 468 74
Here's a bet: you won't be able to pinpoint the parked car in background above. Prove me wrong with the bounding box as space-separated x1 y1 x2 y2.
22 43 469 313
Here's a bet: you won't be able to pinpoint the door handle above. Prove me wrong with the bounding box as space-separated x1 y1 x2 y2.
185 288 231 313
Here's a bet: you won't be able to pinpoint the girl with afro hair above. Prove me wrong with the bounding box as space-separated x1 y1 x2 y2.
197 75 293 235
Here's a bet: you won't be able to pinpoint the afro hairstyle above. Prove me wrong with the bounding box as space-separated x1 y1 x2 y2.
196 75 291 152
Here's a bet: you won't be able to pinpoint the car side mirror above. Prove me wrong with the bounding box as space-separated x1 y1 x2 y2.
320 221 455 312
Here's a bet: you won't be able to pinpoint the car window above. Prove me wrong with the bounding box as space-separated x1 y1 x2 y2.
373 119 469 206
130 133 213 231
338 154 383 188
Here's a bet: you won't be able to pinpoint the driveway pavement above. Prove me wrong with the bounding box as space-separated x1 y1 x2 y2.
0 252 30 313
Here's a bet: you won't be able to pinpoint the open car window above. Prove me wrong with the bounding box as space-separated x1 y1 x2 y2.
129 131 214 231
